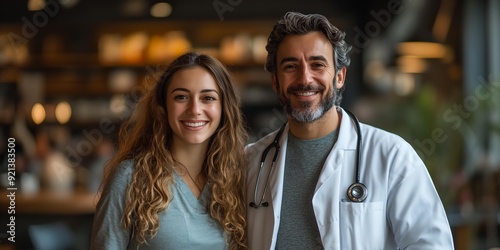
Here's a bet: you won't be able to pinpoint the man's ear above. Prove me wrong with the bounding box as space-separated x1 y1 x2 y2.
335 67 347 89
271 74 279 92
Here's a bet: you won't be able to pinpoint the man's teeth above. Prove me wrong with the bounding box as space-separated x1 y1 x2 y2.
184 122 207 127
296 92 316 96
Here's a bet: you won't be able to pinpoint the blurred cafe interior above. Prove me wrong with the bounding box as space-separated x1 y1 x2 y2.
1 0 499 249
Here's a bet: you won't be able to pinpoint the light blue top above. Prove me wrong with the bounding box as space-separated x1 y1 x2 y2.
91 161 228 250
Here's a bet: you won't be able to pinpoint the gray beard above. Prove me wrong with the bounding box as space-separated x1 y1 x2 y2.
281 84 337 123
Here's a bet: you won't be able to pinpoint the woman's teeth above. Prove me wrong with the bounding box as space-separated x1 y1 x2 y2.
183 121 207 127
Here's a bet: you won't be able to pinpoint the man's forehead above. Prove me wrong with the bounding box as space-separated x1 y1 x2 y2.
277 32 334 61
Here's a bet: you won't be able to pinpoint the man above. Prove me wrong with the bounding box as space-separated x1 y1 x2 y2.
245 12 454 249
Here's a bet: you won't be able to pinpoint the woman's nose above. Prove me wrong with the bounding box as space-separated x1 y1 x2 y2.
188 99 201 115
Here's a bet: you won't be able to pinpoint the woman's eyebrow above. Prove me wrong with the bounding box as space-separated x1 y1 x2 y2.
200 89 219 94
171 88 219 94
171 87 190 93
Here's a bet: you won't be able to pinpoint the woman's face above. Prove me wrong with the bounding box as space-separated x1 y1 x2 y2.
166 66 222 147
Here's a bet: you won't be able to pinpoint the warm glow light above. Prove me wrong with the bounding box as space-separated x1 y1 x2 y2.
365 60 386 82
252 35 268 63
220 34 251 64
150 2 172 18
110 95 127 115
55 101 72 124
394 73 415 96
397 42 449 59
28 0 45 11
433 0 455 42
397 56 427 74
32 103 46 125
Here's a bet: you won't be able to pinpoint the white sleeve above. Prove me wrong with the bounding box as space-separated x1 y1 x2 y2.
387 141 454 249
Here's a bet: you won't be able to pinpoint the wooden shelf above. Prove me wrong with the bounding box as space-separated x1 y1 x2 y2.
0 189 97 215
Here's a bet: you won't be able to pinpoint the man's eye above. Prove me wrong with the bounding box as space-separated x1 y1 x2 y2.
312 63 326 68
283 64 297 70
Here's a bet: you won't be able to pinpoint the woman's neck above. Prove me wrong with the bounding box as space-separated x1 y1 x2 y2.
171 142 208 174
171 141 209 198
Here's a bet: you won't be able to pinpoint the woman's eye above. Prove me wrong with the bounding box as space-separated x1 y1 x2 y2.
203 96 217 101
174 95 188 100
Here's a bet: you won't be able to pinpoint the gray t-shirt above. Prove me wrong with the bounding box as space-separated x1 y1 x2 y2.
275 129 338 250
91 161 227 250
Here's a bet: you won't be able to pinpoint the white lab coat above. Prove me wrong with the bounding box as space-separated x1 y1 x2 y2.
245 108 454 249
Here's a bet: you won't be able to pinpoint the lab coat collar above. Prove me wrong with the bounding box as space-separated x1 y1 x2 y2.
269 107 358 150
268 107 359 214
313 108 358 193
336 107 359 151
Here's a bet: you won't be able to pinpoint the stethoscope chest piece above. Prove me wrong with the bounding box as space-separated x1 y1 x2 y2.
347 182 367 202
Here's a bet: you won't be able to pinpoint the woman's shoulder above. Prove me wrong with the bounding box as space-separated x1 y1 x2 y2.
104 160 135 191
115 159 135 173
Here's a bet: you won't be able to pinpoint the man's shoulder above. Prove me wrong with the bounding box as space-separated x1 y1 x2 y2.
359 123 410 150
245 127 283 155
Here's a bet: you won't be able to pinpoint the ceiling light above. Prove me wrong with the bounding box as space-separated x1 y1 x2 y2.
28 0 45 11
32 103 46 125
397 56 427 73
397 42 449 59
150 2 172 18
55 101 72 124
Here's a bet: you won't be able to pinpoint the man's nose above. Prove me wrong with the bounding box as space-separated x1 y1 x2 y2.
297 65 313 84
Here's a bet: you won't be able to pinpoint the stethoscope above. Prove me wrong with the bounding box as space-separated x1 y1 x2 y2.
249 109 367 209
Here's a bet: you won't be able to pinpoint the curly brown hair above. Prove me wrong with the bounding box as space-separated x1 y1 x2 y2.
101 52 248 249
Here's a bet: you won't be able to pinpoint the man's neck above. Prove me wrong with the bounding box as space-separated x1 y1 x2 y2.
288 107 341 140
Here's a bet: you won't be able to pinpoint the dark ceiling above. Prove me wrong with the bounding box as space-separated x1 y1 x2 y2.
0 0 366 23
1 0 451 54
0 0 456 49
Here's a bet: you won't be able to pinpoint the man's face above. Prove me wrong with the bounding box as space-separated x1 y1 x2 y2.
272 31 345 123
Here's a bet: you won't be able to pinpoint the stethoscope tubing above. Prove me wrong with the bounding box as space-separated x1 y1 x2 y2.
250 109 367 208
250 123 287 208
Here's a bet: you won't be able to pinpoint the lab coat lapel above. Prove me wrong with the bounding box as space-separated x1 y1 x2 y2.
315 108 358 190
246 125 289 250
270 123 289 223
312 108 359 249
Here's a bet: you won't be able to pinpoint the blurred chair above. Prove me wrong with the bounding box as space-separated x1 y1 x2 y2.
28 222 75 250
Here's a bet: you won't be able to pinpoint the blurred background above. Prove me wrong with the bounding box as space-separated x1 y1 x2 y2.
0 0 499 249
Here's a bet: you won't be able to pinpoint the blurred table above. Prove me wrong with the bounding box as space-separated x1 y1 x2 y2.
0 189 97 215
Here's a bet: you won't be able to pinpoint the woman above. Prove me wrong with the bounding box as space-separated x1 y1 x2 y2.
91 52 247 250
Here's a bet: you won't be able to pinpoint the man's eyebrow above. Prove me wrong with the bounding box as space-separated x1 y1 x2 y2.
279 55 329 65
309 55 328 62
279 57 299 66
